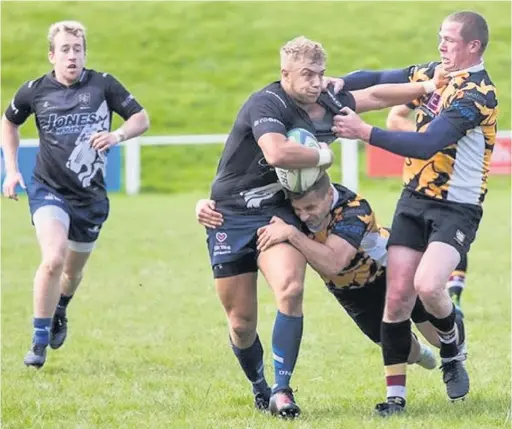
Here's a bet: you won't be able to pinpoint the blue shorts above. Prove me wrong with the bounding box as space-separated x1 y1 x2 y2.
27 180 109 244
206 205 301 278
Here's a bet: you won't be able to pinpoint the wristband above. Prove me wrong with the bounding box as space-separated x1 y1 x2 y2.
113 129 126 143
421 80 437 94
316 148 332 167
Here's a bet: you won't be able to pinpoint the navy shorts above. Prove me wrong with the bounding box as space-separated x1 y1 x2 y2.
206 205 301 278
27 180 109 244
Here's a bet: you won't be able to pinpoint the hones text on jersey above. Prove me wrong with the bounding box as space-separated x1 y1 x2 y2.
44 112 109 135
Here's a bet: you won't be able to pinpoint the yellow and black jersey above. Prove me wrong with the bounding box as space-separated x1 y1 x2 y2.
404 61 498 205
308 184 389 290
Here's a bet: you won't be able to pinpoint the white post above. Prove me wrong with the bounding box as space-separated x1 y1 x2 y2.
341 138 359 192
125 138 141 195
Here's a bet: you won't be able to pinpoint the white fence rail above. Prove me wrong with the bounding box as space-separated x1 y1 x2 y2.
16 135 359 195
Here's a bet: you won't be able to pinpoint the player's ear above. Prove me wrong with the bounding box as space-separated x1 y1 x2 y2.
281 68 289 81
48 50 55 65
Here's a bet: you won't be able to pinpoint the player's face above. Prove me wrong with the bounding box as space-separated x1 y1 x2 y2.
438 20 480 72
49 31 86 85
282 61 325 105
291 188 332 232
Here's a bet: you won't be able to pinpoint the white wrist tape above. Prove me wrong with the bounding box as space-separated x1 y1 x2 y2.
422 80 437 94
113 129 126 143
316 148 332 167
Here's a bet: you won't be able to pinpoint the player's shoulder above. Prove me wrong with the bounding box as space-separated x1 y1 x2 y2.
408 61 440 82
249 81 289 110
83 68 116 85
458 69 498 108
331 183 372 217
17 73 49 94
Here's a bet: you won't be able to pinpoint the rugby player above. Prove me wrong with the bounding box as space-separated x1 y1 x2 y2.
387 104 469 316
203 34 447 418
197 173 446 370
2 21 149 368
329 11 497 415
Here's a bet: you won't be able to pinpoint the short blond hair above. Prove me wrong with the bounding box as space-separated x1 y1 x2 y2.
280 36 327 68
48 20 87 52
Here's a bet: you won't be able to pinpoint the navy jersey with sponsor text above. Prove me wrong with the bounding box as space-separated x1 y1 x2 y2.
210 81 355 212
4 69 143 204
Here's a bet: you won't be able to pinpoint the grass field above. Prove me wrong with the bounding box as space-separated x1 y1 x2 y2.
1 1 511 428
2 178 510 429
1 1 511 193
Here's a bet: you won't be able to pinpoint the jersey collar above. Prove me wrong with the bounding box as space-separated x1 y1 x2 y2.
447 60 485 78
48 69 88 87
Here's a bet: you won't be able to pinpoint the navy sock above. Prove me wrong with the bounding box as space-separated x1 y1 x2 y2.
231 335 269 396
33 318 52 346
56 294 73 316
272 311 303 393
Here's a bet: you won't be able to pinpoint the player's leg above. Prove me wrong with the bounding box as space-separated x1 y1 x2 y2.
415 203 480 402
376 246 420 415
374 192 427 416
214 264 271 409
25 203 70 368
258 242 306 419
50 247 91 349
51 199 109 349
330 277 436 370
411 298 441 348
206 218 271 411
447 253 468 316
414 243 468 400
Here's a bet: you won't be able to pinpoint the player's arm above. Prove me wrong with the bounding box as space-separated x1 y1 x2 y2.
250 95 333 169
287 230 357 277
349 67 446 113
1 82 34 199
386 104 416 131
91 74 150 152
333 84 495 159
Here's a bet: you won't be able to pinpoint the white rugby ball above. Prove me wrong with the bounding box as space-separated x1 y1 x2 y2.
275 128 322 193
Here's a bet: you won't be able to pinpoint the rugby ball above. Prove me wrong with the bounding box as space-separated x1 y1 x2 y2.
275 128 322 193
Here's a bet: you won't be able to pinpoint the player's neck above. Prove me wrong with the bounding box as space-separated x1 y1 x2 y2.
52 70 81 87
448 58 484 76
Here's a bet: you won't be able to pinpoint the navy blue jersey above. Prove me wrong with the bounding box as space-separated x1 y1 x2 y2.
4 69 143 204
210 81 355 212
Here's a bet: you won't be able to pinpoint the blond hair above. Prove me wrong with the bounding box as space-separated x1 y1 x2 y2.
280 36 327 68
48 20 87 52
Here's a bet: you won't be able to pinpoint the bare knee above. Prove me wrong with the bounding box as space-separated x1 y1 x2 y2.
61 270 83 284
385 291 414 321
229 313 256 341
275 277 304 315
40 255 65 278
414 276 444 303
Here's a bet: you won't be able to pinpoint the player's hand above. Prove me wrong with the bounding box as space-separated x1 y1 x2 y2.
89 132 118 153
195 199 223 228
256 216 295 252
332 107 372 141
322 76 345 94
432 65 449 89
2 171 26 201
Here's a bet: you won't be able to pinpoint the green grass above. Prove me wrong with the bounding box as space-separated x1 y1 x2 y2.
2 180 510 429
1 1 511 193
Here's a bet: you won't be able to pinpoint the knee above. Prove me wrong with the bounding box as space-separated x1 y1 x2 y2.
61 269 83 284
276 277 304 307
385 290 414 321
229 313 256 340
40 255 65 277
414 276 442 302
